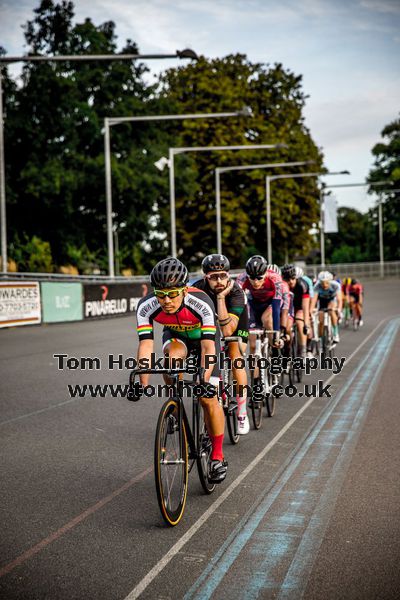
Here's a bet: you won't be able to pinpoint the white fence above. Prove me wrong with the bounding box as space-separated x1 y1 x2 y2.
1 261 399 282
305 261 400 280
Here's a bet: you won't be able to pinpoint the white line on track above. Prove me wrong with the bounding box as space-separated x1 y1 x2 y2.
124 316 396 599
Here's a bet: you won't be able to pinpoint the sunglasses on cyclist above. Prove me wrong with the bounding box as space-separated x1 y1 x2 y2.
206 272 229 282
249 275 264 281
154 288 185 299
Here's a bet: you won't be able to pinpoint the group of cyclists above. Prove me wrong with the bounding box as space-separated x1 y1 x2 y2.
133 254 364 486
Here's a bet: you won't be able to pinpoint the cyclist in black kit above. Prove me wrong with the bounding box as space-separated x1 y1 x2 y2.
193 254 250 434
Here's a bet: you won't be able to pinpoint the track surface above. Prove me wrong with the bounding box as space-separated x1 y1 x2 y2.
1 279 399 600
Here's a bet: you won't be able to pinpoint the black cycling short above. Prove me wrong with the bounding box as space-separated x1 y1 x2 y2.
318 297 336 310
162 329 220 376
350 293 360 303
247 298 271 329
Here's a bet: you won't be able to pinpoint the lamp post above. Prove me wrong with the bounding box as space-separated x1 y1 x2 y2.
166 143 287 257
324 181 394 277
105 109 250 275
215 160 314 253
265 170 350 264
0 48 198 274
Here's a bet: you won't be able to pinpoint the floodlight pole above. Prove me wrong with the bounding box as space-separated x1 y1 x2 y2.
168 143 287 257
266 171 350 264
214 160 313 254
105 110 249 274
325 180 393 278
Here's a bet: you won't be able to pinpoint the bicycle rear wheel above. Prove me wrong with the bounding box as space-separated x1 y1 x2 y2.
225 399 240 444
291 328 303 383
249 371 263 429
195 402 216 494
265 370 276 417
154 399 188 526
225 371 240 444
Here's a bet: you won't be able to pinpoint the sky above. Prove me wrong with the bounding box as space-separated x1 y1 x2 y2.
1 0 399 213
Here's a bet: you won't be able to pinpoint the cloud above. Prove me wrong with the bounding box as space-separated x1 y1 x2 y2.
359 0 400 15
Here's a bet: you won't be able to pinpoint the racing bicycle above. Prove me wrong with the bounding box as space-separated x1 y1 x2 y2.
129 366 215 527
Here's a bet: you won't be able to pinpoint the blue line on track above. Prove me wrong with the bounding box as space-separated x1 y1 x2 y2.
184 319 399 600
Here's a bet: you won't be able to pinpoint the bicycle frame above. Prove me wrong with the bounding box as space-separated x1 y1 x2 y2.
130 367 201 462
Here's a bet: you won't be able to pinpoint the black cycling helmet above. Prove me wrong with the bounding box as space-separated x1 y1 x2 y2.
202 254 230 274
281 263 297 281
246 255 268 278
150 257 189 288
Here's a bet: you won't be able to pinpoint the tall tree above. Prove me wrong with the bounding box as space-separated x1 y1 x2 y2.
368 115 400 260
5 0 169 273
325 207 370 263
159 55 324 268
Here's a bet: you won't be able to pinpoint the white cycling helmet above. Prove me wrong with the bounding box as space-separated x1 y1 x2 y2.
295 266 304 278
318 270 333 282
267 263 281 275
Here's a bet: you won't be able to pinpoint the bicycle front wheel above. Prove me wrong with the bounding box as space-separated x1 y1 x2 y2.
154 399 188 526
225 370 240 444
265 372 276 418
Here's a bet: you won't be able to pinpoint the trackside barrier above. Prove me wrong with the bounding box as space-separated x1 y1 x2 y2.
0 281 41 328
1 261 398 329
41 282 83 323
83 282 148 319
306 261 400 280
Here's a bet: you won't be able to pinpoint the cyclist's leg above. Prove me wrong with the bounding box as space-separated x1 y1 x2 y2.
295 309 306 357
201 391 227 482
248 299 265 378
318 298 326 337
230 310 249 432
330 299 339 342
261 303 273 341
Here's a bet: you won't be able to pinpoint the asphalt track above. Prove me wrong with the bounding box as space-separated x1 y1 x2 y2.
0 279 399 600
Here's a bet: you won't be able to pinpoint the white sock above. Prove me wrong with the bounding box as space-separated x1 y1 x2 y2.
237 390 247 417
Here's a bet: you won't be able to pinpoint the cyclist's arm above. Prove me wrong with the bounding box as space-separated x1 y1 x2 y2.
302 296 310 327
300 280 311 326
137 339 154 386
280 307 288 330
216 291 239 337
310 293 318 313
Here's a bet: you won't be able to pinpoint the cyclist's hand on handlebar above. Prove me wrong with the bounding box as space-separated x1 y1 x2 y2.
273 333 283 348
200 382 218 399
280 330 290 344
127 381 143 402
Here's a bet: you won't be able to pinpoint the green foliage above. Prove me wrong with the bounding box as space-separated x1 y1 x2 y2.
9 234 54 272
325 207 370 262
5 0 162 273
159 55 323 268
4 3 324 273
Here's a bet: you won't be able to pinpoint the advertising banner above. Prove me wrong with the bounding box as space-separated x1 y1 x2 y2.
0 281 41 328
41 282 83 323
84 282 147 319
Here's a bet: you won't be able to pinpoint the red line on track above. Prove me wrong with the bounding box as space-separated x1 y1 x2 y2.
0 466 153 578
